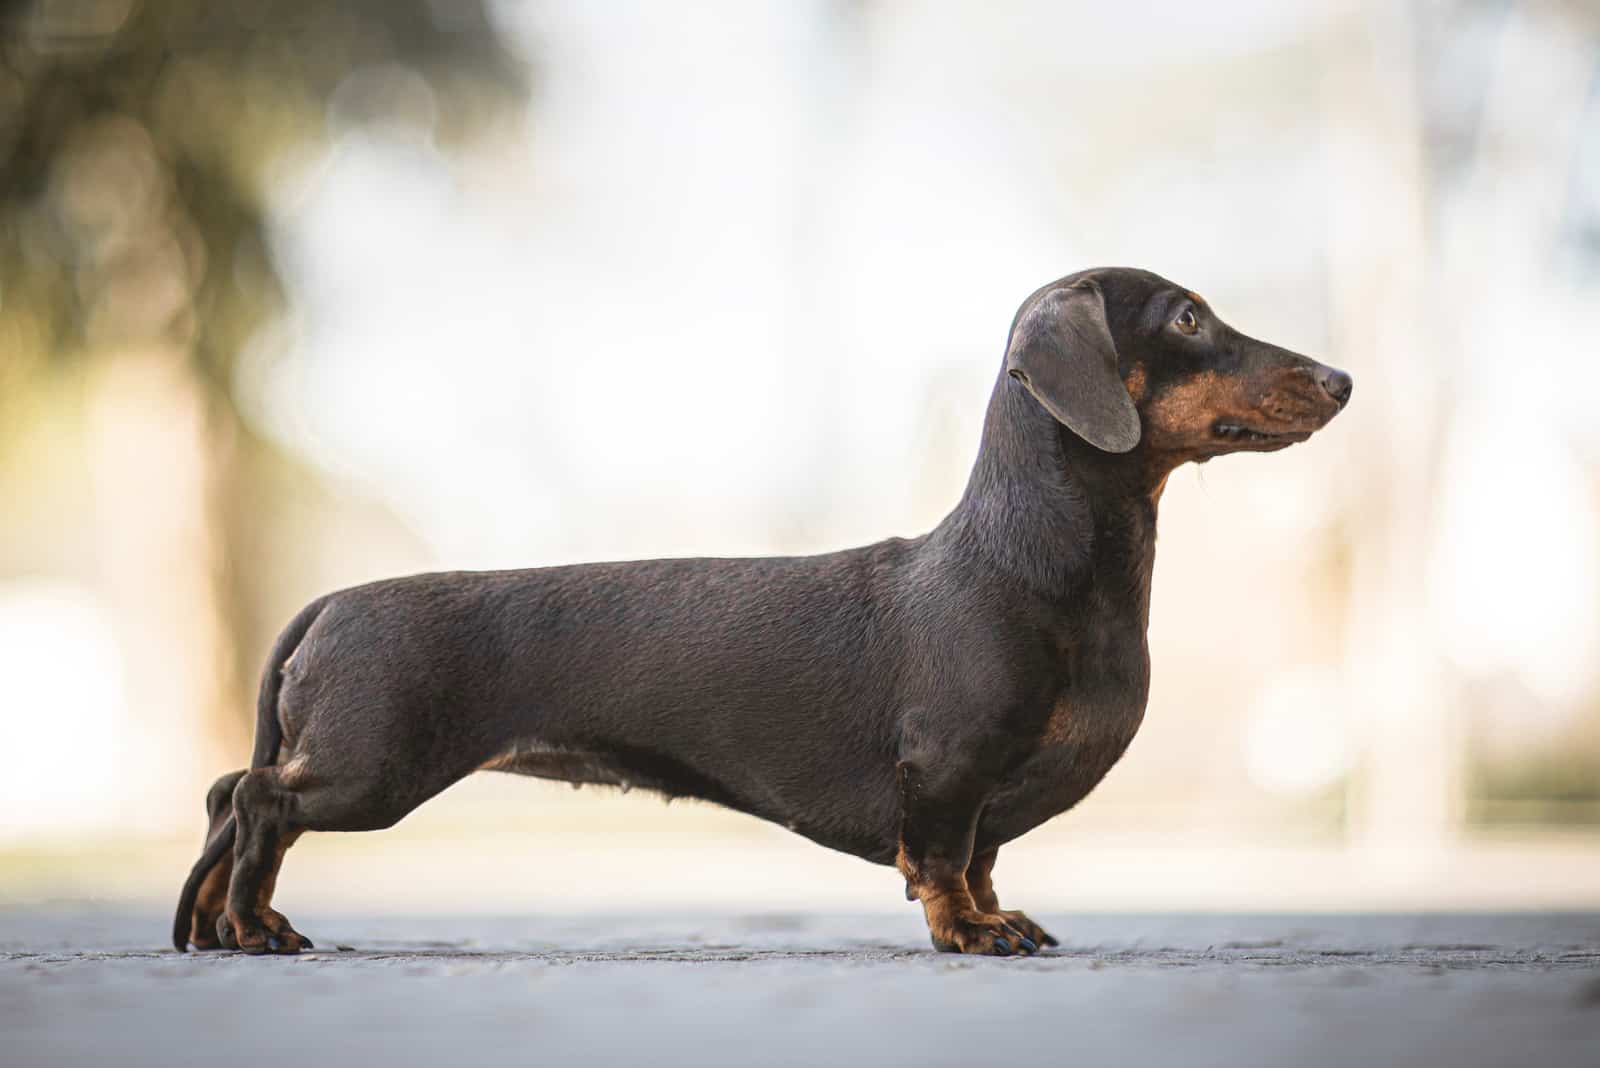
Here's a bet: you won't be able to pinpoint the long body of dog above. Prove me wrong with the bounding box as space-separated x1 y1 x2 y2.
174 267 1350 956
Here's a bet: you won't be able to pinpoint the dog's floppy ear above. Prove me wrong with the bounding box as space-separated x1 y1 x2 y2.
1005 281 1141 453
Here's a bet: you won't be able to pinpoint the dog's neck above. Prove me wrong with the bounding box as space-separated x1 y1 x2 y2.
937 369 1162 612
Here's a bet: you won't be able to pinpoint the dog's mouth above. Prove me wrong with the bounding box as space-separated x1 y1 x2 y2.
1210 421 1314 452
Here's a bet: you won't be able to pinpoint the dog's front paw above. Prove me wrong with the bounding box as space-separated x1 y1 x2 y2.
995 909 1058 950
928 909 1040 956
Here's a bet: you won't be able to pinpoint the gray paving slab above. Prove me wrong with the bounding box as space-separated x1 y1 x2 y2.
3 908 1598 1067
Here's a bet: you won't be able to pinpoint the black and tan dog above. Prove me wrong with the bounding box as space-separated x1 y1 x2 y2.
174 267 1350 957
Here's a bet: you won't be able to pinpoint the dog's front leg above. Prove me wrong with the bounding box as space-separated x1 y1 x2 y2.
895 760 1038 956
966 848 1058 950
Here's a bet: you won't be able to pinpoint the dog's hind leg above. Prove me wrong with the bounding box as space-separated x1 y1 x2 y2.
217 766 310 954
218 747 477 954
185 769 245 950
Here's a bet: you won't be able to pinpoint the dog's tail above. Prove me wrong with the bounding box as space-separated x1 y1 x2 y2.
171 596 329 952
246 596 328 773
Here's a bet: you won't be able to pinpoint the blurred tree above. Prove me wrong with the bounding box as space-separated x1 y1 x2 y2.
0 0 525 763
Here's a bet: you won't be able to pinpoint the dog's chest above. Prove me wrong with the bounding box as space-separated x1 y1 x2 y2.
984 630 1151 844
1035 690 1146 792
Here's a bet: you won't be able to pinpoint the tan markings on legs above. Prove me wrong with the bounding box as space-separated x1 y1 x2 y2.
254 828 302 914
964 847 1059 949
899 842 1034 954
223 769 312 953
967 848 1001 914
189 851 234 949
223 827 311 953
188 769 246 950
897 842 974 925
255 828 307 948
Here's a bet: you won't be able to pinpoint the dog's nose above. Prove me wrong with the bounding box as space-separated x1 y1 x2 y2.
1317 366 1353 408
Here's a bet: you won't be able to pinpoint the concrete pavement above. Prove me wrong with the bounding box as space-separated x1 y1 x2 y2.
5 908 1598 1066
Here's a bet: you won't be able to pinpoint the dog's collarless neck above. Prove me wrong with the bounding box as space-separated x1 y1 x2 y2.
939 368 1160 604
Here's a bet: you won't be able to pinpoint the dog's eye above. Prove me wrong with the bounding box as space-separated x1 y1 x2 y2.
1174 308 1199 335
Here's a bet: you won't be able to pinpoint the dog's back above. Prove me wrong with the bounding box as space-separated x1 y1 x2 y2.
278 542 929 857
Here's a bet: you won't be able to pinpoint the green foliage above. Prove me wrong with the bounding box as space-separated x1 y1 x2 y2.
0 0 526 387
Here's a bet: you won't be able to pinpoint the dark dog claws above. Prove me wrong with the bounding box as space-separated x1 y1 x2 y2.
993 937 1012 955
1018 938 1038 954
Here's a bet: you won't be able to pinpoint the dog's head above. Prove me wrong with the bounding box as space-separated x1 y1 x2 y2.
1005 268 1351 465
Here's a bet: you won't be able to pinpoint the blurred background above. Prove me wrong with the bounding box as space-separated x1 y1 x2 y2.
2 0 1597 915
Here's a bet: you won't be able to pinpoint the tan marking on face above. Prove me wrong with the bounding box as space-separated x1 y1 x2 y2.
1143 370 1256 452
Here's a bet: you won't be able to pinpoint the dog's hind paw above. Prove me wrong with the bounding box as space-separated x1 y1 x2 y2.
218 909 312 955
